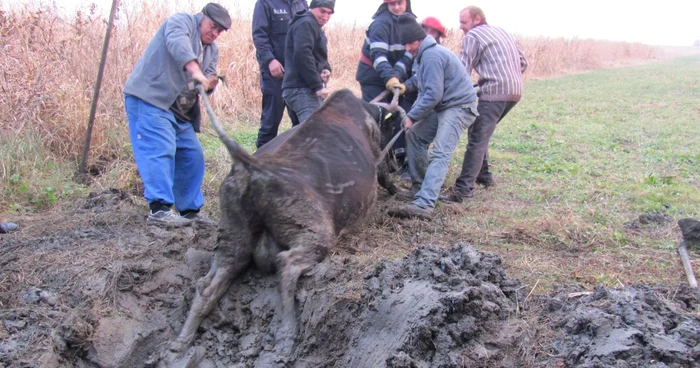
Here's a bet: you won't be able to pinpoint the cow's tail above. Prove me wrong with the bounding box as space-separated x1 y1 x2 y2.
197 85 255 166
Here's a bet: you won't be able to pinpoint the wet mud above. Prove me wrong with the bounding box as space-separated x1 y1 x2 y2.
1 190 698 367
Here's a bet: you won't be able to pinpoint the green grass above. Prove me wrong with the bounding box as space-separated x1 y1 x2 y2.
490 56 700 221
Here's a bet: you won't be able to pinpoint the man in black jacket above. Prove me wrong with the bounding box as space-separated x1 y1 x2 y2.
281 0 334 123
252 0 308 148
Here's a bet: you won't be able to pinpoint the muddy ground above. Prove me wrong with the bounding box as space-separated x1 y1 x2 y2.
1 189 699 367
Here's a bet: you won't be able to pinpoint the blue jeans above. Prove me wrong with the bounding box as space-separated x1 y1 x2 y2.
406 104 478 208
125 95 205 212
256 72 300 148
282 87 322 123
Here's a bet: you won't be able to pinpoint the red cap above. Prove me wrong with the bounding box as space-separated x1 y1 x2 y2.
421 16 446 37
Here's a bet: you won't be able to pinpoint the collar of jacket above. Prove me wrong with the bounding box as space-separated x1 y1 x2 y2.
415 35 438 63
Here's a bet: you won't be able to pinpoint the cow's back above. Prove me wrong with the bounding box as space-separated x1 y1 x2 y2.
253 90 380 233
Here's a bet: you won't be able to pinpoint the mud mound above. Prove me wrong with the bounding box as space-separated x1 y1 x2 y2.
538 285 700 367
2 190 699 368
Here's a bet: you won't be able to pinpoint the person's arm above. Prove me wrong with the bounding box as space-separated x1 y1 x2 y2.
367 20 400 84
202 46 220 92
459 35 480 75
293 21 324 92
164 13 210 89
252 1 276 67
406 53 445 122
517 42 528 74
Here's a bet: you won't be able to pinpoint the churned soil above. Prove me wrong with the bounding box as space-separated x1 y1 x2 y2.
1 189 698 367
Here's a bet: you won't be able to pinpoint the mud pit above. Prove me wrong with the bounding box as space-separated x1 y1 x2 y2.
1 189 699 367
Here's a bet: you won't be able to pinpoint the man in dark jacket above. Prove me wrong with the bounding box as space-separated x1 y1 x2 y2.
281 0 334 123
123 3 230 227
356 0 416 170
252 0 308 148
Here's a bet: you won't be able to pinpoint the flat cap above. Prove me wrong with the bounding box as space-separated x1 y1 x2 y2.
202 3 231 30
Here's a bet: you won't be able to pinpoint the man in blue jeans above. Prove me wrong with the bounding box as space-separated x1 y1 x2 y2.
388 14 478 220
123 3 230 227
281 0 334 122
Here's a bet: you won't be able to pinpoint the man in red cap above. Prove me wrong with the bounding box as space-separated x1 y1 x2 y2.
421 16 446 44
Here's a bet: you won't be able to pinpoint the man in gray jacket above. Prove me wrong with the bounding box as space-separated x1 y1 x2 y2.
123 3 230 227
388 14 478 220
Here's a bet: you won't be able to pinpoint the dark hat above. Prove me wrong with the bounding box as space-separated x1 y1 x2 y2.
397 14 426 44
202 3 231 30
310 0 335 13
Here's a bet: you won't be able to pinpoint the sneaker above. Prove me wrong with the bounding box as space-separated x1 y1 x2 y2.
0 222 18 234
387 203 433 220
440 190 475 204
476 176 495 188
181 212 217 227
147 210 192 228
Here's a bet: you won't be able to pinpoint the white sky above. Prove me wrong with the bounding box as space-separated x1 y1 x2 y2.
6 0 700 46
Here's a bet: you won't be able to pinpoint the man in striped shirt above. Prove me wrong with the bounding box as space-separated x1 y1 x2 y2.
444 6 528 203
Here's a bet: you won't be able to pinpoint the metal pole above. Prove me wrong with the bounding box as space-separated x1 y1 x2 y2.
77 0 119 179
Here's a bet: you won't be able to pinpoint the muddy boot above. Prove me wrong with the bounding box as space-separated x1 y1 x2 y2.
440 189 475 204
388 203 433 220
0 222 18 234
394 186 419 202
181 210 217 227
475 174 495 188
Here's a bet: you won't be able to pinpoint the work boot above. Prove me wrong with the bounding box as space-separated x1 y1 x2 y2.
388 203 433 220
476 175 495 188
0 222 18 234
440 189 475 204
181 211 217 227
394 185 419 202
147 210 192 228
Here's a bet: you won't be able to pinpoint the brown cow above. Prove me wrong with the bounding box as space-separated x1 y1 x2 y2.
166 89 399 362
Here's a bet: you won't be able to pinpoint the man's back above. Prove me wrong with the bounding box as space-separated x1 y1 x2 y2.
460 24 527 102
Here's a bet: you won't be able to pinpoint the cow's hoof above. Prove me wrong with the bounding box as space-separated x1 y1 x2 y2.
159 346 204 368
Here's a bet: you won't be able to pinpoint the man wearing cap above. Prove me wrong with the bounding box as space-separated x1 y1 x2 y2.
281 0 334 123
443 6 528 203
123 3 231 227
252 0 308 149
387 14 478 220
421 16 446 44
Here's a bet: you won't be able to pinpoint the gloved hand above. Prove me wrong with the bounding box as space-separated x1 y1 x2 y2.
385 77 400 90
385 77 406 95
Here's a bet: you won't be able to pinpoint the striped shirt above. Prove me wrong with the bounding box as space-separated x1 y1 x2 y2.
460 23 528 102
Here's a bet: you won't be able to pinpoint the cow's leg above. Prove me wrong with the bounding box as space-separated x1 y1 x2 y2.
274 226 333 357
169 228 253 353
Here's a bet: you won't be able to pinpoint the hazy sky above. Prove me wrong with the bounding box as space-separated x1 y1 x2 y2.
8 0 700 46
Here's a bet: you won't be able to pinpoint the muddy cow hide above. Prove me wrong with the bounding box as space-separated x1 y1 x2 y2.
166 89 398 361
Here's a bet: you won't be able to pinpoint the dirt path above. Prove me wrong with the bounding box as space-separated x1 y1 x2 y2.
1 190 698 367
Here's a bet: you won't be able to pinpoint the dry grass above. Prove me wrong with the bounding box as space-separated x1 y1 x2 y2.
0 2 664 171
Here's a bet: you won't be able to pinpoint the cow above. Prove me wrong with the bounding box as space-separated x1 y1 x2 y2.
165 88 400 362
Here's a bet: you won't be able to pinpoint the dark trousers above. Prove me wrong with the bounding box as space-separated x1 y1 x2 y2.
359 83 414 161
454 100 518 194
256 72 300 148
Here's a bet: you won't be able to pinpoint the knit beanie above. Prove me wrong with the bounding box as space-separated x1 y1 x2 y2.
397 13 426 44
310 0 335 13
